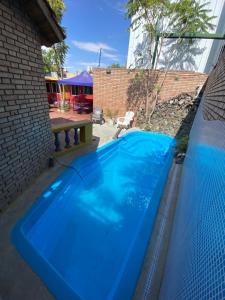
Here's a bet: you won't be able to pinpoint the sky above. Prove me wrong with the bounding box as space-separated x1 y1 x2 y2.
61 0 130 72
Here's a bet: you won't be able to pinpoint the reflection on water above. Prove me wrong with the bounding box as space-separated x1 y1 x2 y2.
25 132 175 300
78 190 123 225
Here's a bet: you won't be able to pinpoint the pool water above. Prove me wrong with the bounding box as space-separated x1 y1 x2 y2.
12 132 175 300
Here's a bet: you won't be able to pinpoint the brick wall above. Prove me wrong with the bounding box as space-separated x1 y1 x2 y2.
93 68 207 116
0 0 53 209
203 47 225 121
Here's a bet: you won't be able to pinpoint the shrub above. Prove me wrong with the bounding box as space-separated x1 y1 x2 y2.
176 135 189 153
144 125 151 131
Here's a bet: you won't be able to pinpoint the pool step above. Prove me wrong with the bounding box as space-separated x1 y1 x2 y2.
72 145 118 178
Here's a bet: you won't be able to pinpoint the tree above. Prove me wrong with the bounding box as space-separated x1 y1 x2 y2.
42 47 57 74
52 41 69 78
42 0 68 78
47 0 65 22
126 0 215 122
110 63 124 68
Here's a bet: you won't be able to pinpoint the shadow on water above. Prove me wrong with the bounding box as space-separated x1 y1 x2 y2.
68 138 163 227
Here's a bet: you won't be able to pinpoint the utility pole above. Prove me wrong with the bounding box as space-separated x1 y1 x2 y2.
98 48 102 67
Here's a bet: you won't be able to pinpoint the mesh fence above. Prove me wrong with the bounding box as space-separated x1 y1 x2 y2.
159 49 225 300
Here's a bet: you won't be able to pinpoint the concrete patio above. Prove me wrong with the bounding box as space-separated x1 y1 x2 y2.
49 107 91 126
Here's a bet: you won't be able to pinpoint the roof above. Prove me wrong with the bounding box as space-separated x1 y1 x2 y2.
58 71 93 87
23 0 65 46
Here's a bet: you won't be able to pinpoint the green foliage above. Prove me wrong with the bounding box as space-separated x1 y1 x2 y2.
126 0 215 121
47 0 65 23
42 47 57 74
53 41 69 76
144 125 151 131
105 108 113 119
110 63 123 68
42 0 68 77
170 1 215 37
154 84 161 93
126 0 215 66
105 108 119 119
176 135 189 153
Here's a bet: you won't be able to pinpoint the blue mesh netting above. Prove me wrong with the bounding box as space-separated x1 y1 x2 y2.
159 95 225 300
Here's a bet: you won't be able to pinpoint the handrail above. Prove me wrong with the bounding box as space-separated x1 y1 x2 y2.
52 120 92 133
51 120 92 154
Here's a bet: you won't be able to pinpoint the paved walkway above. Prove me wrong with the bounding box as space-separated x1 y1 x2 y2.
49 107 91 126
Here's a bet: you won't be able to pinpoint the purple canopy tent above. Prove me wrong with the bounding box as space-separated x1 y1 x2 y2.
57 71 93 87
57 71 93 113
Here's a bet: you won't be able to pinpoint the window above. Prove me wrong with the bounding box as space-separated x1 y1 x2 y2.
52 82 59 93
83 86 93 95
72 85 79 95
46 82 51 93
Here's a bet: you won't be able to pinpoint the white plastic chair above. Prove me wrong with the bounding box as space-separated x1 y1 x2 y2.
117 111 134 129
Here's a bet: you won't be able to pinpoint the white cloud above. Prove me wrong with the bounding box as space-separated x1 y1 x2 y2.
79 61 98 67
72 39 119 62
72 40 116 54
77 61 107 67
102 51 119 61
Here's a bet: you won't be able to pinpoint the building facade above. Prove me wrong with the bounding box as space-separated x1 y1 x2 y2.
0 0 64 209
127 0 225 73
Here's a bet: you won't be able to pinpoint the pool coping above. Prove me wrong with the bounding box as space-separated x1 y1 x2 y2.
133 162 183 300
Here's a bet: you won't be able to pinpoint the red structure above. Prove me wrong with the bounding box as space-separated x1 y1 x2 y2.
45 77 61 105
58 71 93 113
69 86 93 113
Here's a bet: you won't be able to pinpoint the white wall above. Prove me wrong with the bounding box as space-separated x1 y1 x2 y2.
127 0 225 73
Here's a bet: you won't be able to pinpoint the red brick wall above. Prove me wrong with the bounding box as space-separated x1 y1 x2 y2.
93 68 208 116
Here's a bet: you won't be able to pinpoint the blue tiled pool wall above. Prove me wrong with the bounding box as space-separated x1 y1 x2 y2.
159 91 225 297
112 140 175 300
12 132 175 300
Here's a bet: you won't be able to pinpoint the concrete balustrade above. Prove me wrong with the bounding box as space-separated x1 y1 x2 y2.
52 120 93 155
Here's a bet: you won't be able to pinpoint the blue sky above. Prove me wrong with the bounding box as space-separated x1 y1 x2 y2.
62 0 130 72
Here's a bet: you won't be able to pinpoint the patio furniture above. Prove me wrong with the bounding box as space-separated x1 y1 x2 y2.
73 100 93 114
92 107 105 125
117 111 134 129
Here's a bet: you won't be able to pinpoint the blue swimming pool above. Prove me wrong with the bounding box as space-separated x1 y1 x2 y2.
12 131 175 300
